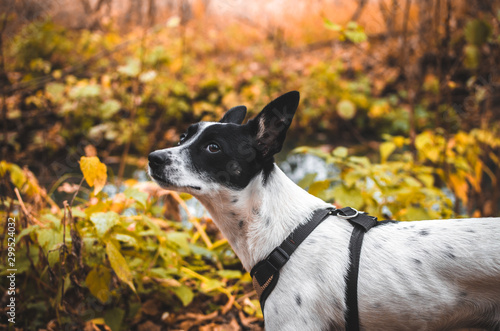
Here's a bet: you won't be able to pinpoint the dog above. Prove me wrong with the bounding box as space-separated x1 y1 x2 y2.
148 91 500 330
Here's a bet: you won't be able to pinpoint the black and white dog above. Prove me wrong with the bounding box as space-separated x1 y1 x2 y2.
148 91 500 330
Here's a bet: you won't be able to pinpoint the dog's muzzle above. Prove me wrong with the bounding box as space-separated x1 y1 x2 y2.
148 150 174 184
148 150 172 168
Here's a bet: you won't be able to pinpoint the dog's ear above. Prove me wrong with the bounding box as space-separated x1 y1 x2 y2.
220 105 247 124
248 91 300 159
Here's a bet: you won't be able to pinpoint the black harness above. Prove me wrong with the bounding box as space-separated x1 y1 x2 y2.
250 206 390 331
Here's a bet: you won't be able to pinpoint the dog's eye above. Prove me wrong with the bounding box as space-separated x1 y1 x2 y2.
206 143 221 153
178 133 187 145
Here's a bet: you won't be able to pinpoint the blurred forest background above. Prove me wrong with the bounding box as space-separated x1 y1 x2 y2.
1 0 499 330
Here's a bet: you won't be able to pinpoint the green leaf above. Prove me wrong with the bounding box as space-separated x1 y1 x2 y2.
344 170 361 187
71 207 87 219
324 18 342 31
99 100 121 119
464 44 480 69
201 278 224 292
124 187 148 208
90 211 119 238
166 232 191 256
464 19 492 46
41 213 61 228
69 84 100 99
344 29 367 43
17 226 38 241
330 185 364 210
46 82 65 102
336 99 356 120
106 241 136 292
118 58 140 77
85 266 111 303
104 307 125 331
405 207 430 221
171 285 194 306
139 70 157 82
332 146 348 158
37 228 63 251
217 270 242 279
298 172 317 189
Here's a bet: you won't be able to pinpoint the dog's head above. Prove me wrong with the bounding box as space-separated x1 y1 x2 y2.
148 91 300 195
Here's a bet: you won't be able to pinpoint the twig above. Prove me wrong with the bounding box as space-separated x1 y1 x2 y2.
14 188 43 226
350 0 367 22
0 10 9 160
69 177 85 207
60 201 69 305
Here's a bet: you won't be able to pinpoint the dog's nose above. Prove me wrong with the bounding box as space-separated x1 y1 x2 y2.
148 151 171 167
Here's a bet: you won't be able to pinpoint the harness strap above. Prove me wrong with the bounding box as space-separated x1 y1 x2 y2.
343 209 378 331
250 206 390 331
250 207 335 311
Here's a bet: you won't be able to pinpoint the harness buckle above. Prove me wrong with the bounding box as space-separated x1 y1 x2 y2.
337 207 359 219
268 246 290 270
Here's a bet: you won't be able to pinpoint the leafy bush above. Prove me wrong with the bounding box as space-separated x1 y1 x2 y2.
0 158 260 330
294 128 500 220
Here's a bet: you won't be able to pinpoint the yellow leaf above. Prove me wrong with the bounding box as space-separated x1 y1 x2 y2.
106 241 136 293
86 266 111 303
336 99 356 120
308 180 330 197
80 156 107 195
332 146 348 158
90 211 119 238
380 141 396 163
392 136 407 148
449 174 468 204
417 174 434 188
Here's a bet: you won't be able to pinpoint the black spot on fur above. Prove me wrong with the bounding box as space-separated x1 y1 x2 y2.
419 229 430 236
445 244 456 259
465 229 475 233
230 211 236 217
295 294 302 306
459 291 468 297
265 218 271 227
316 271 326 284
393 267 407 280
238 220 244 229
446 251 456 259
232 198 238 203
413 259 422 265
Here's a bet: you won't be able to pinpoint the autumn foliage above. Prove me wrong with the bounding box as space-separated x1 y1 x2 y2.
1 0 500 330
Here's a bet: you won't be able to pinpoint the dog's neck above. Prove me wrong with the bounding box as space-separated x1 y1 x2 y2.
195 164 329 271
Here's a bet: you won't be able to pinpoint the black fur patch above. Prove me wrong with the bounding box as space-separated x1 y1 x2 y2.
295 294 302 306
184 123 272 189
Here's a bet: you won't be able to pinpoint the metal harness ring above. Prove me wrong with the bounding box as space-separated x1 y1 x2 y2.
337 208 359 219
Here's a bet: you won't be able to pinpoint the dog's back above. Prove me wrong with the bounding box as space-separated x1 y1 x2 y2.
265 217 500 331
360 217 500 330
